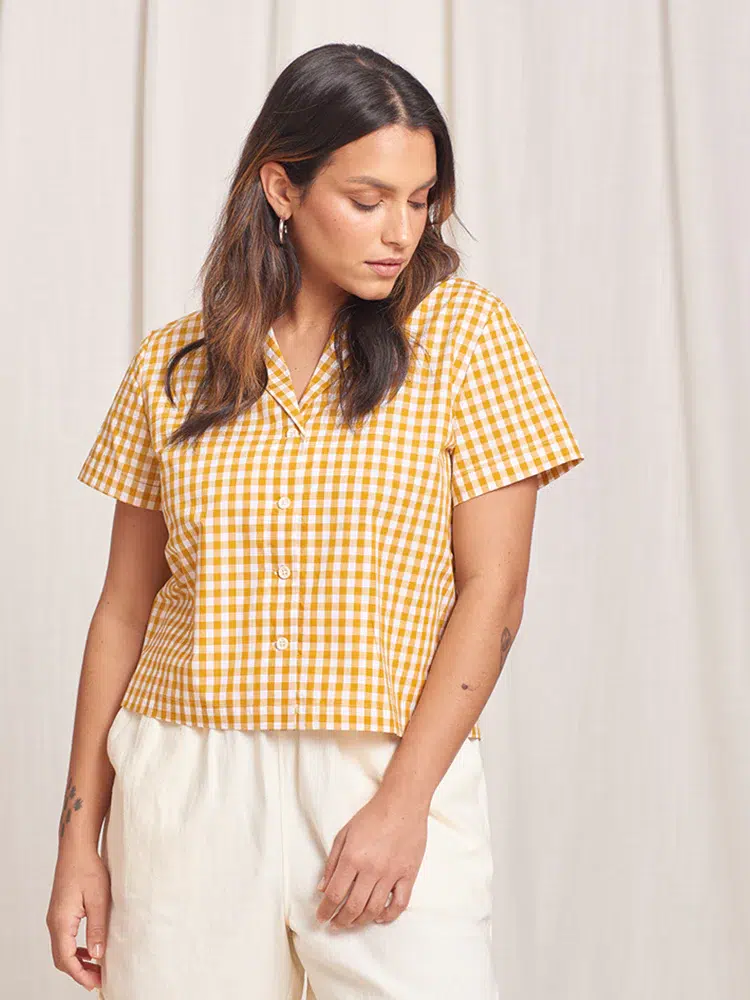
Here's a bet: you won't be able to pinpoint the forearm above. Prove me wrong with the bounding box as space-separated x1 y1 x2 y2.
377 580 522 811
57 608 147 856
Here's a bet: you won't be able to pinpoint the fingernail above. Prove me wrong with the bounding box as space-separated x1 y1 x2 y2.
91 943 102 958
316 878 325 891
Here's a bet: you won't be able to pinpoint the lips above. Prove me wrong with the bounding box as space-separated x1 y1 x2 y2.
366 261 404 277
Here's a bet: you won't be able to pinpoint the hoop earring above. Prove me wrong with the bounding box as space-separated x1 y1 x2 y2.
278 216 288 244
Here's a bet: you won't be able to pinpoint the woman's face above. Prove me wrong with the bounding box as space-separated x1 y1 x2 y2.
265 124 438 302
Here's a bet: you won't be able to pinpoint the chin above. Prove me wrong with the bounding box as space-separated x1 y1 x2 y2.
359 286 395 300
340 278 395 302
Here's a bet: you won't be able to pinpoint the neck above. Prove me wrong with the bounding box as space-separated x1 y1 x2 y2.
274 273 350 340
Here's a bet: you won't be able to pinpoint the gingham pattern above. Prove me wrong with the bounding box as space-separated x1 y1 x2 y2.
78 276 584 740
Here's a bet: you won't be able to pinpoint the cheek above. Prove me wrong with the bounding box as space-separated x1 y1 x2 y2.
300 203 377 273
331 204 373 238
322 209 375 259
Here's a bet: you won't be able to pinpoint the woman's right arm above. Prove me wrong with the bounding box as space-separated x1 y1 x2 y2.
46 499 171 993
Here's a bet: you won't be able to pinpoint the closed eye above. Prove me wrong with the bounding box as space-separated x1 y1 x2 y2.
352 200 428 212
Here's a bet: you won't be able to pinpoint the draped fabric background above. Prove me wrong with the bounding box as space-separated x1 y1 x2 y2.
2 1 747 997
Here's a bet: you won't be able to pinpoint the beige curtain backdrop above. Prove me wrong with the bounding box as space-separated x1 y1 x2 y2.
2 1 747 997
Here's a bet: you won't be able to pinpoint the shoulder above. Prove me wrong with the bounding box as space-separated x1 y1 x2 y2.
417 275 515 340
130 311 206 414
134 310 204 379
414 275 516 373
415 275 498 322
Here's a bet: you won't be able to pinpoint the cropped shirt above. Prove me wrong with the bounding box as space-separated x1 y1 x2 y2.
77 276 584 739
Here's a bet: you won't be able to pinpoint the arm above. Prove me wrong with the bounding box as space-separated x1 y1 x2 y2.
46 500 170 991
314 475 537 930
377 473 537 810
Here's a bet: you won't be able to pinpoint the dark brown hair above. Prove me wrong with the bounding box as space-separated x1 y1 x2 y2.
164 42 468 446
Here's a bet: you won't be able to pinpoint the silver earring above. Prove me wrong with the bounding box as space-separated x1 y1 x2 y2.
278 216 288 243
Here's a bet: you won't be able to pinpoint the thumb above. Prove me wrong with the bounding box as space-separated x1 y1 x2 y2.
83 886 110 961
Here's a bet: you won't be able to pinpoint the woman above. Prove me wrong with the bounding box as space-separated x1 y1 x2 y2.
47 42 584 999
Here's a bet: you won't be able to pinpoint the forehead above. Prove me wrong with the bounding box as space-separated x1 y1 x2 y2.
323 126 437 189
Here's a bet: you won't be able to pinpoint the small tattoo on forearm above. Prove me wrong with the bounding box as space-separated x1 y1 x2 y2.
460 626 516 693
58 776 83 840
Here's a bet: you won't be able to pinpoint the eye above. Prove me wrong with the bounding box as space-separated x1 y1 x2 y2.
351 200 428 212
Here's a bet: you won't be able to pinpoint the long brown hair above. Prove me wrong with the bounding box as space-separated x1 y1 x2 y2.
164 42 469 447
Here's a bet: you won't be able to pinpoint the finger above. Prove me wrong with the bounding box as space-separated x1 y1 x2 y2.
316 864 358 923
50 912 102 991
317 828 346 894
75 946 104 980
374 877 412 923
330 871 378 928
84 885 110 963
350 877 393 927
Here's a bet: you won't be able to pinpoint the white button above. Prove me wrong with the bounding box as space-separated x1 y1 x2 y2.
278 564 291 579
286 428 297 438
275 637 289 650
277 496 291 509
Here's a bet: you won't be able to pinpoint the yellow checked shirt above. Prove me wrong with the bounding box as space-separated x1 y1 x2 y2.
78 276 584 740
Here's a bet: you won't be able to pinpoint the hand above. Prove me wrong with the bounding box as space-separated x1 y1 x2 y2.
46 846 111 992
315 789 429 930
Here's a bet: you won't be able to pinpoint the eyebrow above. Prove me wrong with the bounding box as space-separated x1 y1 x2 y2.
345 173 438 194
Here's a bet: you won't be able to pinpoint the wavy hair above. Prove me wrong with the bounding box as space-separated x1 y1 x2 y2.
164 42 469 446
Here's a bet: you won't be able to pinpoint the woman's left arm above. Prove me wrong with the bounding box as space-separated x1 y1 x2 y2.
379 473 537 810
314 475 537 929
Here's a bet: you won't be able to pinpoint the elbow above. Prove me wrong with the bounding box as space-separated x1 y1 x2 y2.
459 575 526 626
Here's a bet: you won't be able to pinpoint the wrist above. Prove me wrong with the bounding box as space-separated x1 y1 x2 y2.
56 823 103 860
374 777 432 816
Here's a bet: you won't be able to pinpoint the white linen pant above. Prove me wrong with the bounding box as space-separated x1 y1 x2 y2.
96 706 498 1000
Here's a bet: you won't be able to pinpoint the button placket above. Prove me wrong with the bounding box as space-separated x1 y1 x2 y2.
276 428 305 722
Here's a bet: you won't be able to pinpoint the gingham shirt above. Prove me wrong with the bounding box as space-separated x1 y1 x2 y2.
78 276 584 740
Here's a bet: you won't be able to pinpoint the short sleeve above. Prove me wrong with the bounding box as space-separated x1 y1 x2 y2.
449 298 584 506
77 345 162 510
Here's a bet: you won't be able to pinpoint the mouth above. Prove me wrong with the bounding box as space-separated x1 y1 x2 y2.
365 260 404 277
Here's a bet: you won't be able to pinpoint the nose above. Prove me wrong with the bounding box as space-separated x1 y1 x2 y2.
381 203 411 248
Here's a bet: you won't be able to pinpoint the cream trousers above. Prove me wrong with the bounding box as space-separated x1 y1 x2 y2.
96 706 498 999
